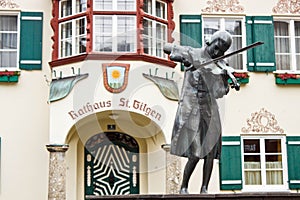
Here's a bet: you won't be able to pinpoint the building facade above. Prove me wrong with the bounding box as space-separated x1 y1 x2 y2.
0 0 300 199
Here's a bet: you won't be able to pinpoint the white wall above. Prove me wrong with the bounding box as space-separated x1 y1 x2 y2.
0 0 52 199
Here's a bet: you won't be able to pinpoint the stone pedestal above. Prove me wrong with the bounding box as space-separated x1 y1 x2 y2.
46 144 69 200
162 144 181 194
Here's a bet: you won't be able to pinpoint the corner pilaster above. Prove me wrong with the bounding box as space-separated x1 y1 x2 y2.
46 144 69 200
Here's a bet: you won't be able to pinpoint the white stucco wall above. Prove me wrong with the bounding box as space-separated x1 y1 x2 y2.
0 0 52 200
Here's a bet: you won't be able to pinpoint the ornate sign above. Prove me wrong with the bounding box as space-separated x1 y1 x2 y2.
102 63 130 93
242 108 284 134
202 0 244 13
273 0 300 14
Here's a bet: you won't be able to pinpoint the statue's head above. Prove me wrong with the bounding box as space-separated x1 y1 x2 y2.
206 31 232 59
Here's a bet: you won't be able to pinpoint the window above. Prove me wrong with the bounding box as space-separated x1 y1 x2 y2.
60 17 86 58
60 0 87 18
143 0 167 19
0 15 18 69
94 0 136 11
202 17 246 70
143 18 167 58
241 136 288 191
274 19 300 71
94 15 136 52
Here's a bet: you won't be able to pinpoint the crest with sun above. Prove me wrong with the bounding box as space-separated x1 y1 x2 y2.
102 63 130 93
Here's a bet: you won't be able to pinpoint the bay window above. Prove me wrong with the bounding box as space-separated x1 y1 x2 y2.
94 15 136 52
274 19 300 71
143 0 167 19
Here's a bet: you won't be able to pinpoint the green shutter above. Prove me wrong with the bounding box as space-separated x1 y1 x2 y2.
219 136 242 190
20 12 43 70
179 15 202 71
287 136 300 189
246 16 276 72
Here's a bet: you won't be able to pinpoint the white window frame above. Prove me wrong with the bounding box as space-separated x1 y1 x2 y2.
93 15 137 53
241 135 289 192
142 18 167 59
0 12 20 70
59 0 87 18
94 0 136 11
59 17 87 58
274 18 300 72
144 0 167 20
202 16 247 71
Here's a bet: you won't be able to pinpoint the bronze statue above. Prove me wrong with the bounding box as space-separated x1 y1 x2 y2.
164 31 239 194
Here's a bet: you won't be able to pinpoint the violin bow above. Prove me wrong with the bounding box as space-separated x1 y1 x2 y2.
186 41 264 71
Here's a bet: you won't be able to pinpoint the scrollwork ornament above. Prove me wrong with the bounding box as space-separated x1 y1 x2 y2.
202 0 244 13
0 0 19 8
273 0 300 14
242 108 284 134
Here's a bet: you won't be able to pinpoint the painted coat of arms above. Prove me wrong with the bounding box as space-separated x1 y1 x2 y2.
102 63 130 93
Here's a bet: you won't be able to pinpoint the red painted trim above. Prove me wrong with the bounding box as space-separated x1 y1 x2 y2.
136 0 143 54
51 0 59 60
86 0 93 53
49 53 176 68
143 13 168 24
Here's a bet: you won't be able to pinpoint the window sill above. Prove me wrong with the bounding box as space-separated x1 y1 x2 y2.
274 72 300 85
0 71 20 83
228 72 249 84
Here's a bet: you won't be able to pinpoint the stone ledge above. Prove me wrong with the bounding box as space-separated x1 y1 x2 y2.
86 193 300 200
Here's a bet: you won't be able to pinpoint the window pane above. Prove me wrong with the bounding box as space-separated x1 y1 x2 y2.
76 0 87 13
61 0 72 17
94 0 113 10
143 0 152 14
203 18 220 41
225 19 242 35
75 18 86 54
94 16 112 51
265 139 281 153
0 15 18 68
143 19 153 55
60 22 72 57
117 0 135 10
117 16 136 52
155 1 166 19
274 21 291 70
244 139 260 153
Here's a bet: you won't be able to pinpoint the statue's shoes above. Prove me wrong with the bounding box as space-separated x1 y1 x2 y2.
200 186 208 194
179 188 189 194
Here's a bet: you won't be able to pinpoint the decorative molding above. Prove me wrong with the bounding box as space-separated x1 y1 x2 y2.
0 0 19 8
273 0 300 14
202 0 244 13
162 144 181 194
242 108 284 134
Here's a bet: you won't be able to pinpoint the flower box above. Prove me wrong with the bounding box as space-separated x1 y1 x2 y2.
228 72 249 84
275 73 300 85
0 71 20 82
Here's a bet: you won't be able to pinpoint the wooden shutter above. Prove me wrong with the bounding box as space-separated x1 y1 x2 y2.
179 15 202 71
287 136 300 189
219 136 242 190
20 12 43 70
246 16 276 72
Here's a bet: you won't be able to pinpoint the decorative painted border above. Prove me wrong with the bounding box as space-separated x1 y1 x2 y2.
202 0 244 13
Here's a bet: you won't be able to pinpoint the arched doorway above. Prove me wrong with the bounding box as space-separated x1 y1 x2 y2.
84 132 139 196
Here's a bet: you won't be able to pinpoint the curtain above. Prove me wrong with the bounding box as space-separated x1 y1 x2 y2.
274 21 290 70
0 16 17 68
244 161 283 185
